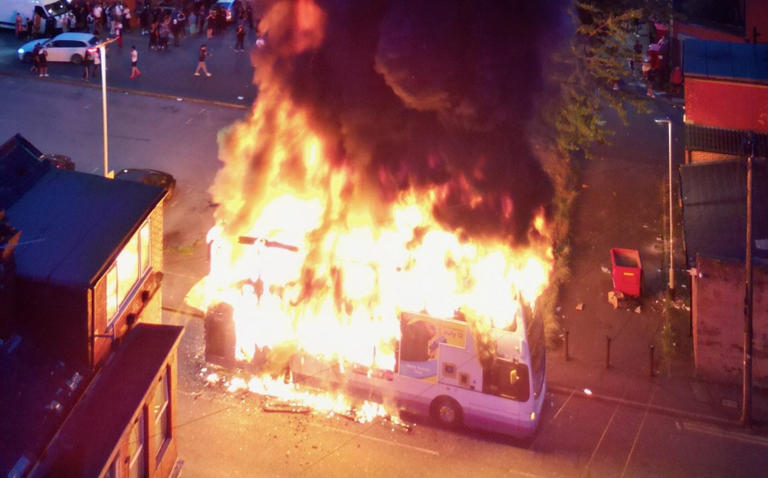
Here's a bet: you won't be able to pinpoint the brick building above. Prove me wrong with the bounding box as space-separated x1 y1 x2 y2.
0 134 183 477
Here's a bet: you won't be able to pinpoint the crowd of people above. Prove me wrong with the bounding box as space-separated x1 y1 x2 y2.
18 1 262 81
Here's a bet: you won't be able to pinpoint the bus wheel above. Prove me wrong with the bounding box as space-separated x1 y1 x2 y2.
432 397 462 428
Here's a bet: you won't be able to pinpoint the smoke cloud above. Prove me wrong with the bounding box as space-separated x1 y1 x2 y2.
215 0 562 245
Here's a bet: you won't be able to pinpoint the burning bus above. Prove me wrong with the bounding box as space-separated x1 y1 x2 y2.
188 0 559 440
200 232 547 438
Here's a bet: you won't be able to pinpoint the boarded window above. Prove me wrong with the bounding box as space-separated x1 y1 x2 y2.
128 412 146 478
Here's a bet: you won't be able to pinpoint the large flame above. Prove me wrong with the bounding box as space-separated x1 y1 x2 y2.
185 0 554 415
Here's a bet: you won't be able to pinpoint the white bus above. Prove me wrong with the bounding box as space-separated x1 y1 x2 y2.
291 307 547 439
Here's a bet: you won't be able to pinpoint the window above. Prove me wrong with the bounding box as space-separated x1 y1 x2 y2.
484 359 530 402
139 222 150 274
106 221 152 324
151 368 171 459
128 412 146 478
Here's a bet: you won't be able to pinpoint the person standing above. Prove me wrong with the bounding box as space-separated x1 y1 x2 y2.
15 13 23 40
30 43 41 74
194 44 212 77
38 46 48 78
115 20 123 48
235 24 245 52
82 48 92 80
92 47 101 79
129 46 141 78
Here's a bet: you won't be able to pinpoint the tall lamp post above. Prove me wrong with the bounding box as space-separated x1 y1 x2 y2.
655 118 674 294
91 37 119 178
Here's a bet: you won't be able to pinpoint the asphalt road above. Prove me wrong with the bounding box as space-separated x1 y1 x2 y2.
1 57 765 477
0 27 257 106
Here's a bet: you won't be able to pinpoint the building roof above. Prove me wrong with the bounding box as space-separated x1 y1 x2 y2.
683 39 768 83
31 323 183 477
0 135 165 288
680 158 768 266
0 134 49 209
0 332 89 477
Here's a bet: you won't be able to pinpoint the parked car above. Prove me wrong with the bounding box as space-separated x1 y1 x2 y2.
40 153 75 170
115 169 176 201
17 32 99 64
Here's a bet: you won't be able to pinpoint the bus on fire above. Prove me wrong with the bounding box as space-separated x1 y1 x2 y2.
204 234 547 439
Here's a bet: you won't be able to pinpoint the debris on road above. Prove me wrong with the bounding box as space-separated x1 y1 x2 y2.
575 303 584 311
263 399 312 414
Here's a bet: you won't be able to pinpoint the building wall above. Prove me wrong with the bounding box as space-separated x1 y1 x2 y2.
685 79 768 133
92 202 165 365
692 256 768 388
99 347 179 478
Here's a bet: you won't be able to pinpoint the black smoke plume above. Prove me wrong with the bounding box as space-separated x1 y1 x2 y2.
222 0 562 245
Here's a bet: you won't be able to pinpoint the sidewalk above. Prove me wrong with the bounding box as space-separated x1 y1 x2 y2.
547 93 768 433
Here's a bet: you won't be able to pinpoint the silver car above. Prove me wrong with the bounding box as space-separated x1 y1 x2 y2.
17 32 100 64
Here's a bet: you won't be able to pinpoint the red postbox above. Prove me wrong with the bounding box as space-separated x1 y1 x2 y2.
610 248 643 297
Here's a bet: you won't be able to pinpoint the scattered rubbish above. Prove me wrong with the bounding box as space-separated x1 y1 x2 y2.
681 284 687 289
583 388 593 396
176 97 183 102
608 290 622 309
581 184 589 189
575 303 584 311
634 306 642 314
263 399 312 414
642 224 648 229
601 265 610 274
237 96 244 101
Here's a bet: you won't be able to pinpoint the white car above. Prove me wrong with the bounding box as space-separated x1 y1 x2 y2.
17 32 99 64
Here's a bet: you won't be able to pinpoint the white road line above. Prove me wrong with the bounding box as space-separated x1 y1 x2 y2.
552 389 575 421
682 422 768 448
309 422 439 456
583 388 628 477
620 387 657 478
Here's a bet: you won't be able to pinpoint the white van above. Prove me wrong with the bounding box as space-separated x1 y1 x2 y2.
0 0 71 34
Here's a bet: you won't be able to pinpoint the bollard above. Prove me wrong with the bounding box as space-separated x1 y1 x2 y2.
649 344 655 377
606 336 612 369
564 329 570 361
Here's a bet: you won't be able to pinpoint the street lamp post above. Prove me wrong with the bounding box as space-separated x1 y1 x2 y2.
655 118 674 293
92 37 119 178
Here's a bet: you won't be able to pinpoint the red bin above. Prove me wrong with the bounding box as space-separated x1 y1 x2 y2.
610 248 643 297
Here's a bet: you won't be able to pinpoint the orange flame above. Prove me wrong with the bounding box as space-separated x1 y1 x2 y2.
186 0 553 411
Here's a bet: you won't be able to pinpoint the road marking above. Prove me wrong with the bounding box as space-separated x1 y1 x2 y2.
583 387 628 477
682 421 768 448
309 422 439 456
620 387 657 478
552 389 575 421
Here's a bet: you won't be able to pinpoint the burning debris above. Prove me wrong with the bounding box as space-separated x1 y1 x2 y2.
187 0 560 427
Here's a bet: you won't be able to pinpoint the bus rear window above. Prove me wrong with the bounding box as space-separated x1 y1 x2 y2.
485 359 530 402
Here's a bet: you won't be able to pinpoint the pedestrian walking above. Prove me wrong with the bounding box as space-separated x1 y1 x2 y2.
235 24 245 52
129 46 141 78
37 47 48 77
194 44 212 77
